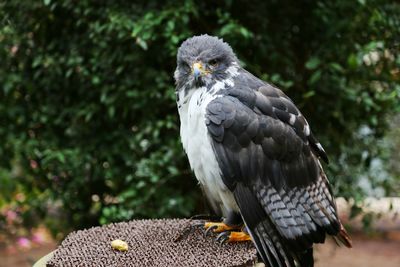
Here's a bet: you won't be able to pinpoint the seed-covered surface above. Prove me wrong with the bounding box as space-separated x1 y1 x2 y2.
46 219 258 267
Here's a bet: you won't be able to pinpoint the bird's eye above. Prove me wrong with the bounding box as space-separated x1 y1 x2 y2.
209 59 219 67
180 61 190 70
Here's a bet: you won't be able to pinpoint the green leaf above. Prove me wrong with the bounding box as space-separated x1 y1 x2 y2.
303 90 315 98
305 57 321 70
135 37 148 50
309 70 322 84
347 54 359 69
330 62 344 73
357 0 366 5
92 76 100 85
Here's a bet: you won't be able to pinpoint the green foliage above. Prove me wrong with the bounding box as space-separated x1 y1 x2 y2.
0 0 399 234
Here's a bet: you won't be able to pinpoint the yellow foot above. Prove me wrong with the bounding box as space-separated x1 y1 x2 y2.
228 231 252 242
204 222 240 234
217 231 252 243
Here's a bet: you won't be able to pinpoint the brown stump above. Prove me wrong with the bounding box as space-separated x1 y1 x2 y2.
46 219 258 267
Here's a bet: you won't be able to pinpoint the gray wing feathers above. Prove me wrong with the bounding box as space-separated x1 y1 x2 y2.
233 183 297 267
205 73 346 266
254 173 340 246
254 221 296 267
255 85 329 163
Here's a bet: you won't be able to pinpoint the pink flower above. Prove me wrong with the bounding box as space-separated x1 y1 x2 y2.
5 210 18 223
31 232 45 244
17 237 31 249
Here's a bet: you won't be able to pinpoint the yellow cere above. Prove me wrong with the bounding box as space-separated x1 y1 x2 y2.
192 62 203 70
192 62 210 75
111 239 128 251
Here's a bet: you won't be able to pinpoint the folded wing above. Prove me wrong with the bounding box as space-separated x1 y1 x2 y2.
205 79 351 266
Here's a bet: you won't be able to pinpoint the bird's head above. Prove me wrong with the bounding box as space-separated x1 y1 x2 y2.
174 35 239 89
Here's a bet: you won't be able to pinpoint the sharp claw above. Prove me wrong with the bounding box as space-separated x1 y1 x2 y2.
192 221 206 228
205 225 218 236
216 232 225 242
216 232 230 245
219 235 229 245
192 221 207 234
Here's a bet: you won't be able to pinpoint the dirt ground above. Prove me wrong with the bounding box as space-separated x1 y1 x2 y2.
0 243 56 267
314 232 400 267
1 232 399 267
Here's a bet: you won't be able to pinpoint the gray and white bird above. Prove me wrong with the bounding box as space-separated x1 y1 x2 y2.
174 35 351 267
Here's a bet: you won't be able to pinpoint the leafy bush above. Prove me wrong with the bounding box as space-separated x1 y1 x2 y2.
0 0 399 235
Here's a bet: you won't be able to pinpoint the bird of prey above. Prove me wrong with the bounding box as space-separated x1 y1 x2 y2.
174 35 351 267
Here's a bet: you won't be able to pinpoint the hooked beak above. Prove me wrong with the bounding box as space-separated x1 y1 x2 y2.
192 62 205 80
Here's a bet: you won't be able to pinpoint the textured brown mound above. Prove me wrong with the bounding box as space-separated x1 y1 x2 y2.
47 219 258 267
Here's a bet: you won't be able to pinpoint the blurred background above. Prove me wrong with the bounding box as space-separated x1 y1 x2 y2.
0 0 399 266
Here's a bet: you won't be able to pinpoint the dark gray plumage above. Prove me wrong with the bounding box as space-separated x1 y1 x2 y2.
175 35 351 267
